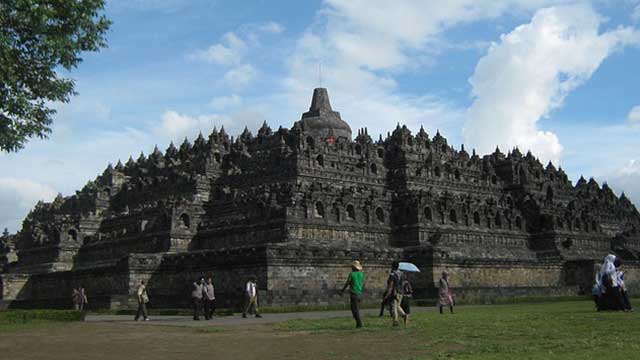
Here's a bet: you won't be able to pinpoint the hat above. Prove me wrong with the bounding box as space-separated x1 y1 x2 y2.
351 260 363 271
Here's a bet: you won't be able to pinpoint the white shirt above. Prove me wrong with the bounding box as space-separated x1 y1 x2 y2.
246 281 257 297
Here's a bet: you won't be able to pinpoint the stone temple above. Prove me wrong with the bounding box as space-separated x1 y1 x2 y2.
1 88 640 309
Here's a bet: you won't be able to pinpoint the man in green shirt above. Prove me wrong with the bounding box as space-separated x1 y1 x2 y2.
341 260 364 328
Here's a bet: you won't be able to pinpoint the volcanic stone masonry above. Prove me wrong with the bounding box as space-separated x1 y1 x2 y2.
1 88 639 309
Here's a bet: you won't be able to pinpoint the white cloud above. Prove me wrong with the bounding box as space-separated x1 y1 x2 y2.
209 94 242 110
274 0 593 145
258 21 284 34
222 64 258 89
0 178 58 232
188 32 247 65
607 159 640 208
154 110 229 141
633 5 640 23
463 4 640 164
628 105 640 124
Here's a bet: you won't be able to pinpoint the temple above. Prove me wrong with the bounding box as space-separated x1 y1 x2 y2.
1 88 639 309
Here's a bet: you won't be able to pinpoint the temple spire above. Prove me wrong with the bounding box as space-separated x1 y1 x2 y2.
307 87 333 114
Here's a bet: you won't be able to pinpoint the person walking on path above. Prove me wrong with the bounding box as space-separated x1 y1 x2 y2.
243 277 262 318
384 261 407 326
134 280 149 321
72 286 88 311
341 260 364 328
401 272 413 318
192 277 204 321
438 271 454 314
203 276 216 320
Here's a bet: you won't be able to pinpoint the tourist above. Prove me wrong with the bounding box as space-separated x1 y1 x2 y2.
384 261 407 326
341 260 364 328
72 285 88 311
600 255 625 311
379 268 392 317
438 272 454 314
613 259 632 312
192 277 204 320
243 276 262 318
134 280 149 321
616 265 633 312
401 272 413 319
203 276 216 320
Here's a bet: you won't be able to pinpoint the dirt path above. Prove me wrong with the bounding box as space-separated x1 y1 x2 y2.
0 321 425 360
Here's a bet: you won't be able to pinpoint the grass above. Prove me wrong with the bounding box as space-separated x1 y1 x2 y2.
0 310 85 332
276 301 638 359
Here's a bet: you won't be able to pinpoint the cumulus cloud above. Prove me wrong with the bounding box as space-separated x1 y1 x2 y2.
257 21 284 34
628 105 640 124
154 110 229 141
276 0 591 143
188 32 247 65
464 4 640 164
222 64 258 89
607 160 640 208
0 178 58 232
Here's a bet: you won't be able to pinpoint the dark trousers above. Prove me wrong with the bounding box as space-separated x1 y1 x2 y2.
135 302 148 320
610 287 626 311
622 289 633 310
401 296 411 314
192 298 202 320
204 299 216 319
350 293 362 328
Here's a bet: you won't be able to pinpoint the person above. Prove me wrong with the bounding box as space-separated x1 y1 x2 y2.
438 271 454 314
616 264 633 312
341 260 364 328
384 261 407 326
72 286 88 311
379 269 393 317
134 280 149 321
203 276 216 320
401 272 413 318
592 263 603 311
192 277 204 320
243 277 262 318
611 258 628 311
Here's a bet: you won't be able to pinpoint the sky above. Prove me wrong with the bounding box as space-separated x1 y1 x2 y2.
1 0 640 233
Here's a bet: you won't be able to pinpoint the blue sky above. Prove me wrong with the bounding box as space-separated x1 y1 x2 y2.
1 0 640 232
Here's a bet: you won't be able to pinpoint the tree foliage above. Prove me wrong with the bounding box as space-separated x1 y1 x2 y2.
0 0 110 152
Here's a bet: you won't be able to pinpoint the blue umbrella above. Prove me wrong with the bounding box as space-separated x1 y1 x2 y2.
398 262 421 273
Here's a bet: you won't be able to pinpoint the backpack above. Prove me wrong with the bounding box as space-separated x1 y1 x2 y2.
390 270 403 295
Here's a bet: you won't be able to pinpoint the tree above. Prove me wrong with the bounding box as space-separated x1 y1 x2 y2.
0 0 110 152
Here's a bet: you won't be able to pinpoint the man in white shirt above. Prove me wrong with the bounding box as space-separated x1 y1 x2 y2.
242 276 262 318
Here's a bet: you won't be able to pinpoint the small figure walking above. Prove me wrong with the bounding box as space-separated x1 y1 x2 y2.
242 277 262 318
134 280 149 321
401 272 413 318
341 260 364 328
72 285 88 311
384 261 407 326
203 276 216 320
192 277 204 321
438 271 454 314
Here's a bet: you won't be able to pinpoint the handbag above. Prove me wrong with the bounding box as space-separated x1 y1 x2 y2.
142 292 150 304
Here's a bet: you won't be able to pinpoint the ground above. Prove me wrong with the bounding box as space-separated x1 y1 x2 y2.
0 301 637 360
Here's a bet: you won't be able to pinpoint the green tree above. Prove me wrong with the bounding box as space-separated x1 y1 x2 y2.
0 0 110 152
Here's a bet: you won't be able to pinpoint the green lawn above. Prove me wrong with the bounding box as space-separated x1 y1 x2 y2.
276 301 637 359
0 309 84 332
